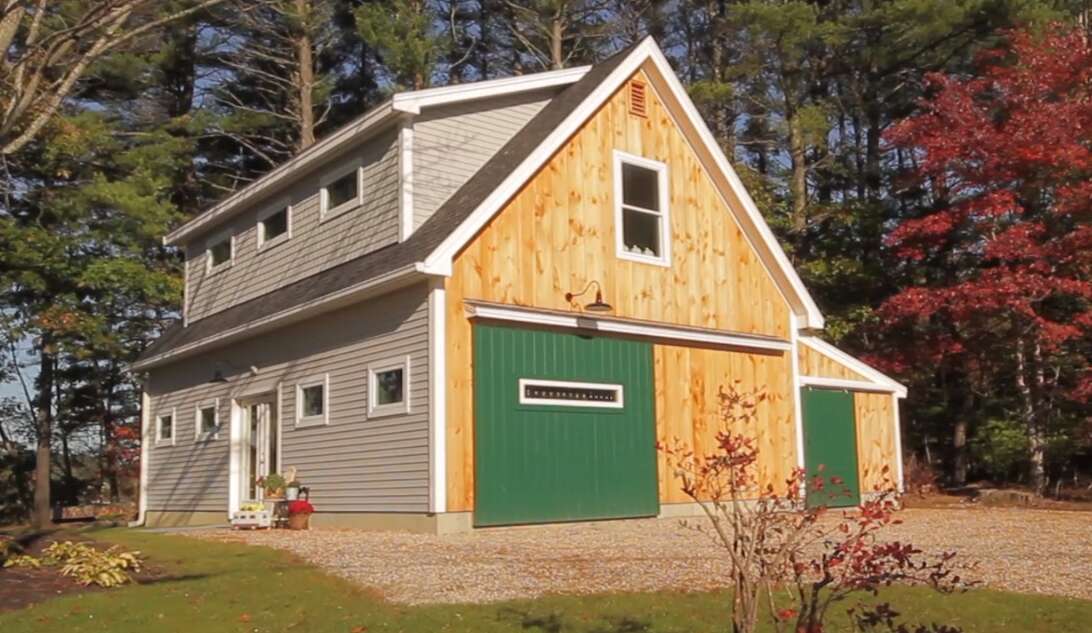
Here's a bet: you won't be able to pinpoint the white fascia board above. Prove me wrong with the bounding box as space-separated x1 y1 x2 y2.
131 263 432 371
165 102 399 246
799 336 908 398
420 37 825 330
641 44 825 330
391 66 591 115
465 302 791 353
799 375 903 395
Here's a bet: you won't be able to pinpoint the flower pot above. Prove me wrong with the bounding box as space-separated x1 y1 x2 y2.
286 487 299 501
287 513 311 530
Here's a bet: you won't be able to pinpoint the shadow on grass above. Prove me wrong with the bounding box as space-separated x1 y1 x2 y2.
137 573 213 586
497 608 652 633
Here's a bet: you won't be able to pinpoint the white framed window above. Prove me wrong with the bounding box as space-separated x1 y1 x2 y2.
368 356 410 418
320 163 364 221
194 399 221 440
155 408 176 446
296 374 329 427
613 150 670 267
257 200 292 251
518 379 624 409
205 229 235 274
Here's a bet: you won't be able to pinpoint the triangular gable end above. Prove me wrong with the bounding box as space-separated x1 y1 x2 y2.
421 36 825 330
800 336 908 398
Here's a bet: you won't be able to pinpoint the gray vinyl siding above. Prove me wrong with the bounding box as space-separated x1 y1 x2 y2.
412 89 554 229
184 128 400 323
145 283 430 514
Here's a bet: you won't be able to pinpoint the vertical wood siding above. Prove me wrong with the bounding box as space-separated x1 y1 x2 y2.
797 342 868 381
654 344 797 503
412 90 554 229
184 129 401 323
853 392 899 493
444 70 794 511
145 283 430 514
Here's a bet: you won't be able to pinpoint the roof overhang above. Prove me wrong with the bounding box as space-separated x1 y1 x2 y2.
419 37 826 330
390 66 590 114
130 263 434 372
798 335 908 398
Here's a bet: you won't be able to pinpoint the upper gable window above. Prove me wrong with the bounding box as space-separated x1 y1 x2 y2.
613 151 670 266
258 202 291 250
206 231 234 273
321 165 363 220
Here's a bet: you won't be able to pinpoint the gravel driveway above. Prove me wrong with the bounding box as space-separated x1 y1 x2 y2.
191 507 1091 605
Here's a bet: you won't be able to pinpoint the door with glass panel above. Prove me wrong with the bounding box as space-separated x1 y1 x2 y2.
240 400 279 503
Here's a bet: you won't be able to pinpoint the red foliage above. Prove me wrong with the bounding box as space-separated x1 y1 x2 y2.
287 500 314 515
880 25 1092 401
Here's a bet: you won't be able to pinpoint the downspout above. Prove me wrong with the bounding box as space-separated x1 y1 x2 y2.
129 382 150 527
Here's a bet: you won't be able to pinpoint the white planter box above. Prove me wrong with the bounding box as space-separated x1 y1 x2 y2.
231 510 273 529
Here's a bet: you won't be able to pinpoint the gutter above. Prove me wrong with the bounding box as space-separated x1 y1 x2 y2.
128 388 150 528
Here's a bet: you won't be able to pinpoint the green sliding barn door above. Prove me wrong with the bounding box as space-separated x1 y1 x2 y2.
801 387 862 508
473 323 659 526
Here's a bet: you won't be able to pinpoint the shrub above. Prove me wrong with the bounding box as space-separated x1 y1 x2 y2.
41 541 143 588
970 419 1029 482
3 554 42 569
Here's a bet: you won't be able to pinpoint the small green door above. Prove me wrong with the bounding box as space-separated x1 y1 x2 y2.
801 387 861 508
473 323 659 526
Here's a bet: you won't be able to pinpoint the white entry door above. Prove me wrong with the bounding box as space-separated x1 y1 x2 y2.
239 400 278 503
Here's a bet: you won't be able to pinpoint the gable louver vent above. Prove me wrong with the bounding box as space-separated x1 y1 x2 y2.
629 81 648 118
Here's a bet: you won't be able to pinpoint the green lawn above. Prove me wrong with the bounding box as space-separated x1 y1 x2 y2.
1 527 1089 633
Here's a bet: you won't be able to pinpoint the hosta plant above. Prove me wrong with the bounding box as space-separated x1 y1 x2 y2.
3 554 42 569
43 541 143 588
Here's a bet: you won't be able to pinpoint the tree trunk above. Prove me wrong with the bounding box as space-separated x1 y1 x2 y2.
549 10 564 70
295 0 316 149
787 108 808 234
951 374 973 486
32 343 55 529
1014 338 1046 495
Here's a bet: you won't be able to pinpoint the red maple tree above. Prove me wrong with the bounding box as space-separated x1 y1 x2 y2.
877 25 1092 493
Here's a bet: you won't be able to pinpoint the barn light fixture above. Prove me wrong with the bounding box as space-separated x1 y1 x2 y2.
565 280 613 313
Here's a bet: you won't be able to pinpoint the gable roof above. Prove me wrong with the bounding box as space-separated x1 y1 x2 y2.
134 37 824 371
799 336 908 398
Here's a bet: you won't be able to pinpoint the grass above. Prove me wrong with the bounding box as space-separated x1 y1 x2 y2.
1 527 1089 633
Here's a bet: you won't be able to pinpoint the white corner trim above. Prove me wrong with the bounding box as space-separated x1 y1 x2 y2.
613 150 671 267
165 102 399 245
367 355 412 418
799 336 908 397
228 398 242 514
789 315 806 476
391 66 591 114
427 278 446 514
465 301 791 352
799 375 904 395
893 394 906 493
398 120 415 241
295 373 330 427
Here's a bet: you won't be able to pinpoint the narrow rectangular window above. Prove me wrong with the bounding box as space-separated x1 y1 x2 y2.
296 375 329 426
368 356 411 417
614 151 670 266
207 234 233 271
156 412 174 445
258 204 290 248
195 401 220 439
321 166 362 219
518 379 624 409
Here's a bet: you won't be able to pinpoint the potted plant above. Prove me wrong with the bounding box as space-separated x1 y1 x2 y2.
286 500 314 530
259 473 287 499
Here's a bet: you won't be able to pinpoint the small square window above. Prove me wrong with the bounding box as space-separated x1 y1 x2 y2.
296 376 328 426
259 205 290 247
368 357 410 418
322 168 360 218
207 235 233 270
614 151 670 266
195 402 220 439
156 411 175 445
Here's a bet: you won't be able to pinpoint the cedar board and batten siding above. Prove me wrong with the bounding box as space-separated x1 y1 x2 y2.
146 283 430 515
798 342 868 381
444 68 795 512
184 129 400 323
655 344 797 503
412 89 556 230
854 392 899 493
